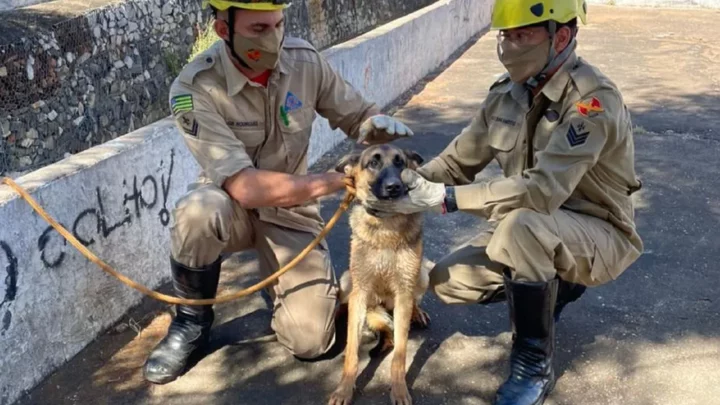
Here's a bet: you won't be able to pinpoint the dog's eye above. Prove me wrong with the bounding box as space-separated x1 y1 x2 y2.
393 155 404 167
367 159 379 169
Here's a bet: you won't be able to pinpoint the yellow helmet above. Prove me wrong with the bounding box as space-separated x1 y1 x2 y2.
202 0 291 11
491 0 587 31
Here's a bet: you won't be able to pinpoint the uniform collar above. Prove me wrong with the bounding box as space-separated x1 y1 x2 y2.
219 40 294 97
539 51 577 103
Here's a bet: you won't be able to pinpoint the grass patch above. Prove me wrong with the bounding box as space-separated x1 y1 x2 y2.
634 125 649 135
163 50 182 77
188 19 220 63
162 19 219 78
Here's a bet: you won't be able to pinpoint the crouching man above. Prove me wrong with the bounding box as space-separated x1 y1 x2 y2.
363 0 644 403
143 0 414 384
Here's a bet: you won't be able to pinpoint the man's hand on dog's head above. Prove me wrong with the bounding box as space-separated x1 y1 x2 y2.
363 169 448 215
357 115 415 145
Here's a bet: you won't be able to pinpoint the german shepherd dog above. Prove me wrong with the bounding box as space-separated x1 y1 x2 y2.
328 144 431 405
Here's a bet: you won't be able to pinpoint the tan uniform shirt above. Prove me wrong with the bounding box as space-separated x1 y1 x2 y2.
168 38 380 235
419 51 644 256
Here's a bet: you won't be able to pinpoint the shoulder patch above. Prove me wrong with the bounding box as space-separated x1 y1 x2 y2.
171 94 194 116
178 113 199 137
566 121 591 147
282 36 317 52
575 96 604 117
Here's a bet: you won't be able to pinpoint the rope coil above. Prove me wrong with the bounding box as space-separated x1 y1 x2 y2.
1 176 356 306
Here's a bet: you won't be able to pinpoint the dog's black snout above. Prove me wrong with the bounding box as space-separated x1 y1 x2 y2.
384 179 403 197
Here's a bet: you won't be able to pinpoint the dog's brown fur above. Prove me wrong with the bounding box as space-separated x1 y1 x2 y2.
328 144 431 405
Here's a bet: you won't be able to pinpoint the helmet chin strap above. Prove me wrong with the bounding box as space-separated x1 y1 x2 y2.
224 8 252 70
526 20 576 90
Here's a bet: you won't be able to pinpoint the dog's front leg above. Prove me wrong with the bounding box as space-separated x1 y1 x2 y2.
329 290 367 405
390 293 414 405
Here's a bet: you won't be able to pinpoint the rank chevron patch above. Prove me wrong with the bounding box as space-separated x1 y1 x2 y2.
567 123 590 147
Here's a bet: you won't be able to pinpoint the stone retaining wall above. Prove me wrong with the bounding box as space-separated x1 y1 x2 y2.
0 0 436 177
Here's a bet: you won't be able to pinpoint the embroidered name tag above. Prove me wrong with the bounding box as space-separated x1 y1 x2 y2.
227 120 260 128
490 115 517 126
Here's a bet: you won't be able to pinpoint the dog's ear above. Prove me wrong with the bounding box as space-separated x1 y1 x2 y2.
404 150 425 168
335 153 361 175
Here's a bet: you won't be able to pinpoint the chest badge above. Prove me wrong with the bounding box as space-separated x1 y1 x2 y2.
544 109 560 122
284 92 303 112
280 92 304 127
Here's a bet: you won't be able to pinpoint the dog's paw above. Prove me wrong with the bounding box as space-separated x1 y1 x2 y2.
390 383 412 405
369 335 394 358
328 386 354 405
411 306 430 329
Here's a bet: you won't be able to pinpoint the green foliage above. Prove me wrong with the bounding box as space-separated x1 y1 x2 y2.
163 50 182 77
188 19 221 63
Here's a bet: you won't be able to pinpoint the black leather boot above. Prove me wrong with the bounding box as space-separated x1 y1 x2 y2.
143 256 221 384
482 278 585 321
554 278 586 322
494 272 559 405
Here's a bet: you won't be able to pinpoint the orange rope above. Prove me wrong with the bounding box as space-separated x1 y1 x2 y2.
1 176 356 306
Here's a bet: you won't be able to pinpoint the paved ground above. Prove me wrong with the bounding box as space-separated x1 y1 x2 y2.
15 5 720 405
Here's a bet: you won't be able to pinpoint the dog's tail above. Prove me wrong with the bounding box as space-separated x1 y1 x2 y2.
366 306 393 334
338 271 393 334
367 306 394 355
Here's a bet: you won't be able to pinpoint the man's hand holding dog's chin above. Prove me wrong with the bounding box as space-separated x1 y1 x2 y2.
364 169 457 215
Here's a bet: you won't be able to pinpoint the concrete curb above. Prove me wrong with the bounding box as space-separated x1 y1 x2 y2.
0 0 493 403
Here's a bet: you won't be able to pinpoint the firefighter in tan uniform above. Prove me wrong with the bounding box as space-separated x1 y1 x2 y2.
365 0 643 403
143 0 414 384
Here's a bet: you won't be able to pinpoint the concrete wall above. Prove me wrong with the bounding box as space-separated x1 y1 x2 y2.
0 0 494 403
0 0 436 178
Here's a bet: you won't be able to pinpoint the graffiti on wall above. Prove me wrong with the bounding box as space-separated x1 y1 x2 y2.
0 149 176 334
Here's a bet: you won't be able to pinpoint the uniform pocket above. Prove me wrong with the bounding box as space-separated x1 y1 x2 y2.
281 107 315 163
588 220 628 286
281 106 315 134
488 123 520 152
488 122 521 175
232 128 265 148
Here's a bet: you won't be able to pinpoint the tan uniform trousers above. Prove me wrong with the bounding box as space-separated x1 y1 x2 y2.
430 207 636 305
169 184 338 359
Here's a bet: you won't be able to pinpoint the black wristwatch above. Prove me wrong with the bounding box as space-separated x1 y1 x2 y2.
443 187 458 213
